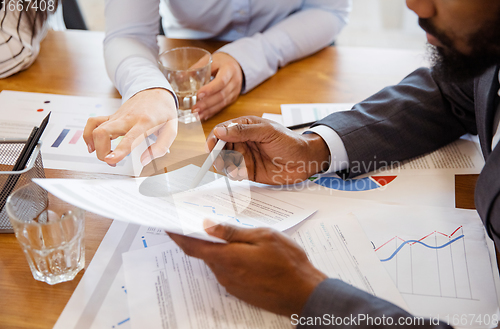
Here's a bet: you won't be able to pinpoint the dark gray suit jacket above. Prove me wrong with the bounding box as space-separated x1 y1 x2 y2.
300 65 499 328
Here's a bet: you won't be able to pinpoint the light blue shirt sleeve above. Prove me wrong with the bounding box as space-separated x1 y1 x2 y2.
103 0 351 101
218 1 351 92
104 0 174 102
307 125 349 173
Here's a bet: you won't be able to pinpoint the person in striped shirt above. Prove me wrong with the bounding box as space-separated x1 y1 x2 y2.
0 0 57 78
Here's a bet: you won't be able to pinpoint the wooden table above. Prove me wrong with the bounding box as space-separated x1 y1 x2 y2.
0 30 481 329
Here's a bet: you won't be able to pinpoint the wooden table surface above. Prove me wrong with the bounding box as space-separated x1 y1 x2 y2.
0 30 481 329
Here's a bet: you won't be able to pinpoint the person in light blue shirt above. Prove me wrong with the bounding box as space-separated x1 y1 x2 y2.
83 0 351 167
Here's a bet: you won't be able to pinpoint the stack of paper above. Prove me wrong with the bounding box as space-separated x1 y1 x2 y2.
42 101 498 329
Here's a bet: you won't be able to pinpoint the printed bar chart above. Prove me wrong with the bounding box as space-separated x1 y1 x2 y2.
69 130 83 144
51 129 70 148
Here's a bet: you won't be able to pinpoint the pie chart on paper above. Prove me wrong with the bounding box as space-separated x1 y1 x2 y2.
311 175 397 192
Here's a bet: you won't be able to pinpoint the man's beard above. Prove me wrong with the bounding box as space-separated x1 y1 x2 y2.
420 18 500 82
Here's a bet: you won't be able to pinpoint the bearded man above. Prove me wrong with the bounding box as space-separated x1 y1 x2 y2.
169 1 500 327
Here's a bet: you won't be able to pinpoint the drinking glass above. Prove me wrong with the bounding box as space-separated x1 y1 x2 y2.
158 47 212 124
6 182 85 285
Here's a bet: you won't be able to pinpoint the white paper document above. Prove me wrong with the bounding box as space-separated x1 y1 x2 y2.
291 173 456 208
34 165 317 242
122 214 407 329
281 103 484 176
290 215 408 309
373 134 484 176
261 113 284 125
0 90 146 175
53 221 173 329
277 193 499 326
352 205 499 327
280 103 354 127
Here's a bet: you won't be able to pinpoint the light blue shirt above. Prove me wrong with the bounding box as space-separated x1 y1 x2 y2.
104 0 351 102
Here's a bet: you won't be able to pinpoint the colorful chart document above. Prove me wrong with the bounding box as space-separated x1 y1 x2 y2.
352 205 499 327
122 214 407 329
0 90 146 175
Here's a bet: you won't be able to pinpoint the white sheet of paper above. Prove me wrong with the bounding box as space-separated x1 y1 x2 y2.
122 214 407 329
371 134 484 176
53 221 173 329
278 193 500 327
280 103 354 127
352 204 499 327
280 173 455 208
53 191 499 329
290 214 408 309
34 165 317 242
261 113 284 125
0 90 147 176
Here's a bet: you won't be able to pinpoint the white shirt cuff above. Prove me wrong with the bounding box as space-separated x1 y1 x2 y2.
306 125 349 173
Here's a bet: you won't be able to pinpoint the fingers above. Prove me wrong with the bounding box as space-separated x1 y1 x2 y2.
216 150 248 180
168 232 220 259
83 88 177 165
189 53 212 70
203 219 263 244
83 116 109 153
98 120 148 163
197 64 228 98
194 69 238 120
198 85 240 121
205 116 266 153
193 53 242 120
213 121 273 144
227 165 248 180
140 120 178 166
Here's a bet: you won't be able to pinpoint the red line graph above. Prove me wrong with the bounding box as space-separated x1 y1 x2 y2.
375 226 463 251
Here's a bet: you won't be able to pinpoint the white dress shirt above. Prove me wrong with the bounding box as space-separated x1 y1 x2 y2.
104 0 351 102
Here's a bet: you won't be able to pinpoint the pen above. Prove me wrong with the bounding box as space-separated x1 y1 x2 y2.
287 121 314 130
190 122 238 189
0 112 51 211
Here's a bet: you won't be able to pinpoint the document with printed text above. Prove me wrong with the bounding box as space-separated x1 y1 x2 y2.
122 214 407 329
34 165 317 242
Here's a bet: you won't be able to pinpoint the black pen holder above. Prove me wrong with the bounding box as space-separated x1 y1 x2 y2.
0 141 45 233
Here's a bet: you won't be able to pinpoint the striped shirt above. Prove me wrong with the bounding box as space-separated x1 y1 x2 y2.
0 3 48 78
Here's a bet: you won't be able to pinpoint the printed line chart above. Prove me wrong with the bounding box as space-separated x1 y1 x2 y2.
375 226 476 300
183 202 255 227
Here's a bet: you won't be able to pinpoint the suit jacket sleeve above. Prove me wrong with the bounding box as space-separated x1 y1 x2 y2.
311 67 478 178
298 279 452 329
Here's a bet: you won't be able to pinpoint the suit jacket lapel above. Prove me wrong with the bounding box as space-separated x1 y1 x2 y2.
474 65 499 158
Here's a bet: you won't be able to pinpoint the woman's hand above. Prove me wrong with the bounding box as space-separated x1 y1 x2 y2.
193 52 243 120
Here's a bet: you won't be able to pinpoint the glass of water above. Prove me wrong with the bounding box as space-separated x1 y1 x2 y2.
159 47 212 124
6 182 85 285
